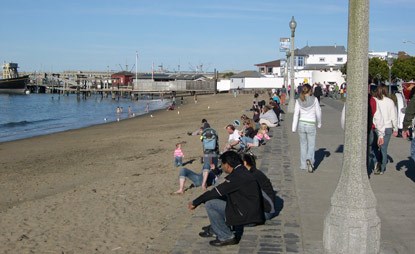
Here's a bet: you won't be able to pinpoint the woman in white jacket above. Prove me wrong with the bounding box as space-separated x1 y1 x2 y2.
373 84 398 174
292 84 322 172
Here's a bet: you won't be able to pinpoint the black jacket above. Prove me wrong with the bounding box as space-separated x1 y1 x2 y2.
249 167 276 213
192 165 265 226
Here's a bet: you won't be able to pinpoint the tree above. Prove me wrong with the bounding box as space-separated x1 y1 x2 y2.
392 56 415 81
368 57 388 84
220 72 234 79
340 62 347 76
341 55 415 83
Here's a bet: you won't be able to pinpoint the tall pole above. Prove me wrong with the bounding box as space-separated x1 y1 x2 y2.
388 66 392 94
135 51 138 90
323 0 381 253
387 53 393 94
287 16 297 113
284 53 289 96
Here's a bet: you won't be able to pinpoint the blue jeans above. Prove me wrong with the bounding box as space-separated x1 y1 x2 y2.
373 128 392 172
205 199 234 241
298 122 316 169
411 137 415 162
264 196 281 220
174 156 183 167
203 153 218 170
179 168 215 187
368 129 378 170
240 136 253 149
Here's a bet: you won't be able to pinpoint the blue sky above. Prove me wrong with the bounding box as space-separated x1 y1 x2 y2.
1 0 414 73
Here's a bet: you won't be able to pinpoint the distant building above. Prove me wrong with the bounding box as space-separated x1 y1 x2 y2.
368 51 398 60
255 60 283 76
296 45 347 86
254 45 348 88
111 71 134 86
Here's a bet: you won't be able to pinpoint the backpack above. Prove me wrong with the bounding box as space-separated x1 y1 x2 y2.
201 128 219 154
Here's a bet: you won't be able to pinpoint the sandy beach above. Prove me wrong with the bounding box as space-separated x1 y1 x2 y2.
0 92 264 253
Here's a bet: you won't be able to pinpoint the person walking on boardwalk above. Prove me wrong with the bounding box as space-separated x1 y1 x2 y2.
401 83 415 162
292 83 322 172
372 84 398 175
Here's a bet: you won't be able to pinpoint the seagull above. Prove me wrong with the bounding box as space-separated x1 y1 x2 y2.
208 106 210 109
104 118 107 122
178 111 180 115
150 114 154 118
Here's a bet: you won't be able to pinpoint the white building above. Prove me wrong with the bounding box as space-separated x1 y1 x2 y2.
224 45 348 91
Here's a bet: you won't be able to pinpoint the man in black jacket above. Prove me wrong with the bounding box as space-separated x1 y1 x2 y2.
188 151 264 247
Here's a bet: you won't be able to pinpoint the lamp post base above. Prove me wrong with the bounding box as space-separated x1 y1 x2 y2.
324 206 380 254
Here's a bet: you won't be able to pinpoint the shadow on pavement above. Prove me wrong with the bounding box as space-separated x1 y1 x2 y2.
314 148 331 170
335 144 344 153
396 157 415 182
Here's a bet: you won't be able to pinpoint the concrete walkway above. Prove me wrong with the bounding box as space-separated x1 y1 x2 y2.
289 97 415 254
168 97 415 253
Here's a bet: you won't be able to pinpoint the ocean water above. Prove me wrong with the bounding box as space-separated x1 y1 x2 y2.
0 93 170 143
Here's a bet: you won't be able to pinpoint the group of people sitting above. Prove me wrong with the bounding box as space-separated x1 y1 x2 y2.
223 117 270 153
172 93 284 247
188 151 281 246
252 92 284 128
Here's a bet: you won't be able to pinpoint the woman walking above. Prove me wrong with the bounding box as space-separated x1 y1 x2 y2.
292 84 322 172
373 84 398 175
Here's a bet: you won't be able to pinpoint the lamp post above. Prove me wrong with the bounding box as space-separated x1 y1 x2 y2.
323 0 381 252
287 16 297 113
284 52 289 95
386 52 393 94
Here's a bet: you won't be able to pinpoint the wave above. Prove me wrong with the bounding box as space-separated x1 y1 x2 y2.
0 119 56 128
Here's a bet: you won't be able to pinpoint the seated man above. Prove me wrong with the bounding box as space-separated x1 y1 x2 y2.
174 153 218 194
188 151 265 246
223 124 241 152
188 119 210 136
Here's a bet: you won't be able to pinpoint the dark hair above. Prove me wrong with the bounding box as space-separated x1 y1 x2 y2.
202 119 207 123
374 84 387 99
241 153 256 168
225 124 235 131
220 151 243 168
300 83 312 101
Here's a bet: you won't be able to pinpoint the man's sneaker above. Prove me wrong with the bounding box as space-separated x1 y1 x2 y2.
306 159 314 173
202 225 211 232
199 231 215 238
374 163 381 175
209 237 238 247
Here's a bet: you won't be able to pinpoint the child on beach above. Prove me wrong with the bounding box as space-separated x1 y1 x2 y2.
248 123 271 148
174 143 184 167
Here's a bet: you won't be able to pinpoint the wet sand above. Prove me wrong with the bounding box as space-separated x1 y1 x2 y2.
0 92 263 253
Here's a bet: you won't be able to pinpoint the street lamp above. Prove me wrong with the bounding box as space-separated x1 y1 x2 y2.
287 16 297 113
386 52 393 94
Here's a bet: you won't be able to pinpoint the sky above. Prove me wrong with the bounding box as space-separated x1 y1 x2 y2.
1 0 414 73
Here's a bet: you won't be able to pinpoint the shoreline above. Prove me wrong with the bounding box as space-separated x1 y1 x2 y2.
0 94 172 144
0 92 266 253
